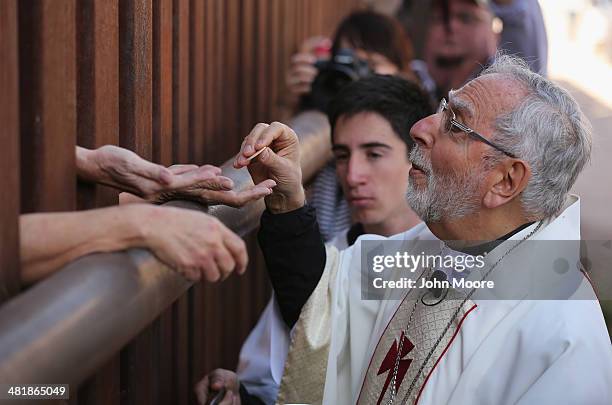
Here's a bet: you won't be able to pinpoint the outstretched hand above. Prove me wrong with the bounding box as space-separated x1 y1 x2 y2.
77 145 175 197
77 145 275 208
151 164 277 208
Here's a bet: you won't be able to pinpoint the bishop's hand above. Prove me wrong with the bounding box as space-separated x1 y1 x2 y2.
233 122 305 214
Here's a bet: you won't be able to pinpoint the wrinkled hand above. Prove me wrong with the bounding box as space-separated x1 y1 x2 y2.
142 206 248 282
234 122 305 214
285 36 330 96
152 164 277 208
194 369 241 405
79 145 273 208
77 145 175 196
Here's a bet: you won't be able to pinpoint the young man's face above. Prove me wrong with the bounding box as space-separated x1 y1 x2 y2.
333 112 411 226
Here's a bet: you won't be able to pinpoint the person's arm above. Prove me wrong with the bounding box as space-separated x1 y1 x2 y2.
20 204 248 284
76 145 174 195
77 145 276 208
236 297 289 403
258 205 326 328
234 122 327 328
119 164 277 208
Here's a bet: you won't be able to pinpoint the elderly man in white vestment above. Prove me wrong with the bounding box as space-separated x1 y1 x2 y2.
234 54 612 405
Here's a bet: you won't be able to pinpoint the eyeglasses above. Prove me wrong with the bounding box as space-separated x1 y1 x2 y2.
437 98 517 158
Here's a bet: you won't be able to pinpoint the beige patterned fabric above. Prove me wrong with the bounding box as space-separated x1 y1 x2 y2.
276 245 341 405
357 289 475 405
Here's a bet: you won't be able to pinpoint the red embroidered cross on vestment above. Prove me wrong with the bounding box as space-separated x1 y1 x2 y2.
376 331 414 405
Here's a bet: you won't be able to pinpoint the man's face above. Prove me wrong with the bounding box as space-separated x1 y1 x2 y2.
424 0 498 92
407 74 525 222
333 112 411 226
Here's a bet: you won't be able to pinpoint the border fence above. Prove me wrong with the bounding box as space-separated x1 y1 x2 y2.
0 1 357 403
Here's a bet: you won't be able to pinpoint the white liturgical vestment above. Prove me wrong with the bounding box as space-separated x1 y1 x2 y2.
236 229 354 404
277 196 612 405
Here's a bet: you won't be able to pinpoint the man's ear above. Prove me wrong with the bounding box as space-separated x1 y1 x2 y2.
483 159 531 209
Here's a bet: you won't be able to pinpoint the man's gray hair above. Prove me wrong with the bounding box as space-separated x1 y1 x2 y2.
480 54 592 219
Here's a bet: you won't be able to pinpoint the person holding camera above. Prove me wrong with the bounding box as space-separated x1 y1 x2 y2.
286 10 420 242
287 11 416 114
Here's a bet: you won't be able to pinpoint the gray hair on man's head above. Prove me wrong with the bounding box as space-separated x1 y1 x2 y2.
479 53 592 219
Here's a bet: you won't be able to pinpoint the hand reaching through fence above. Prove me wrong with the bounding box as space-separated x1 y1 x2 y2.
141 164 277 208
76 145 177 196
234 122 305 214
76 145 234 201
77 145 275 208
19 204 248 284
142 206 248 282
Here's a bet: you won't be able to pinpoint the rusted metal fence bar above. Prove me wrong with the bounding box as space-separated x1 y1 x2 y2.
0 0 21 303
0 111 330 387
76 0 120 211
19 0 77 215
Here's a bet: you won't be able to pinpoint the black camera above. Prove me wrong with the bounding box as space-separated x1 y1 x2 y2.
305 48 373 112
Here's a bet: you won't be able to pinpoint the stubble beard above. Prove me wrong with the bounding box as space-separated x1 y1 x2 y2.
406 145 483 223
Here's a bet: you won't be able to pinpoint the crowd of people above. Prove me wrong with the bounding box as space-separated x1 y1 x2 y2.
18 0 611 404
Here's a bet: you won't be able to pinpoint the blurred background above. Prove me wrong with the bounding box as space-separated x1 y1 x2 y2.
540 0 612 329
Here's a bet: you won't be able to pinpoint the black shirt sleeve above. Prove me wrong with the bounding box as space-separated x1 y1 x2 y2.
257 204 326 329
238 384 266 405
